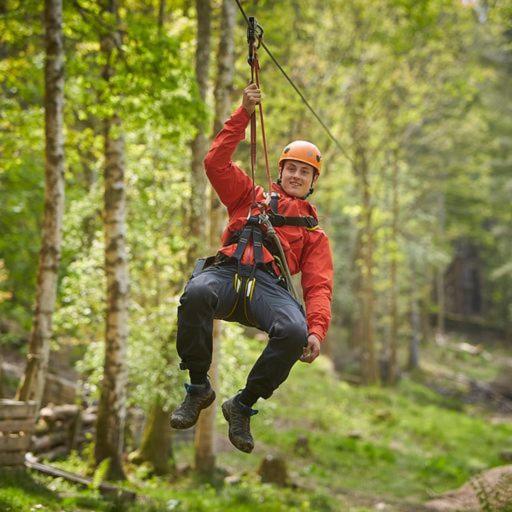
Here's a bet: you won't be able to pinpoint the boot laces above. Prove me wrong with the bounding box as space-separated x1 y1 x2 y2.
232 411 251 436
178 383 209 412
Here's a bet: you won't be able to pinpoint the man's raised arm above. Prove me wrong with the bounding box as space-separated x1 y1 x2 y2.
204 84 262 215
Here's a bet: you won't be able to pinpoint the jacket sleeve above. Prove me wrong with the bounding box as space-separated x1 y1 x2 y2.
204 106 254 215
300 229 334 342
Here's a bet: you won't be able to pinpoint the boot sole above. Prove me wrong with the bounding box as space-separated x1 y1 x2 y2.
170 390 216 430
221 401 254 454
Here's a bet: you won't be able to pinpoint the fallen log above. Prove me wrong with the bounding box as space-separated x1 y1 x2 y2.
38 445 69 462
31 431 68 453
25 454 137 501
81 412 97 427
39 404 80 423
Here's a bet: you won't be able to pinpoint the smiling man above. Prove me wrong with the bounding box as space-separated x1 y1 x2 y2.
170 83 334 453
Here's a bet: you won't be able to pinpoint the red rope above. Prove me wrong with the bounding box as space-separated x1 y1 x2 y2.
249 49 273 207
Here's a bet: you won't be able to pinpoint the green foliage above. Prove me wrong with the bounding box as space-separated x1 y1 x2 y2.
91 458 111 490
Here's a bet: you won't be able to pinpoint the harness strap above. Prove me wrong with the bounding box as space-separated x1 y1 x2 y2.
268 213 318 228
232 224 253 261
270 192 279 214
252 226 264 265
226 214 318 257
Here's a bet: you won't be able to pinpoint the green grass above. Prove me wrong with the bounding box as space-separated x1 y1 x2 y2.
2 334 511 511
0 468 113 511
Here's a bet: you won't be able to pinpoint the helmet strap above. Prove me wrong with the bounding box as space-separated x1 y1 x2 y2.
277 168 283 185
302 187 314 200
301 172 318 200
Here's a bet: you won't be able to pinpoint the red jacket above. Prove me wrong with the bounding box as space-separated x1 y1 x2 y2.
204 106 333 342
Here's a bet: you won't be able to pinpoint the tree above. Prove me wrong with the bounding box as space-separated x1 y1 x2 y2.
189 0 214 474
16 0 65 409
94 0 128 481
194 0 235 475
188 0 211 264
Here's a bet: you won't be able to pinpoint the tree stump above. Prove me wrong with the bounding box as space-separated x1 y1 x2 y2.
258 455 288 486
293 435 311 457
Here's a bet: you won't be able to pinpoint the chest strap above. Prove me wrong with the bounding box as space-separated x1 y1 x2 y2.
267 192 318 229
268 213 318 229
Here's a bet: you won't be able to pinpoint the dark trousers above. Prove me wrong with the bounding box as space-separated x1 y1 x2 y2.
176 263 308 400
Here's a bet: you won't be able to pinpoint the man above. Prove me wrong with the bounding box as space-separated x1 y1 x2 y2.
170 83 333 453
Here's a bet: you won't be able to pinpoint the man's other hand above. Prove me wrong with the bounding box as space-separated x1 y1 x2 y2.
300 334 321 364
242 83 261 115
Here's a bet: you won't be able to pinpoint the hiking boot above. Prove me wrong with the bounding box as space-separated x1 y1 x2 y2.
221 394 258 453
170 382 216 429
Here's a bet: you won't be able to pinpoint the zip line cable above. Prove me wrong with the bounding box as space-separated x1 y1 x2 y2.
233 0 353 164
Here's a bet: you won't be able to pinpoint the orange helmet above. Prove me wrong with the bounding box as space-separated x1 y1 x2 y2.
278 140 322 175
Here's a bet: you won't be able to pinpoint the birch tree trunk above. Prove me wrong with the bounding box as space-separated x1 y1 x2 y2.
94 0 128 481
17 0 65 409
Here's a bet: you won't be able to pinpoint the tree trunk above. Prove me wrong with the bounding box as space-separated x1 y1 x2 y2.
420 279 433 344
386 152 400 384
187 0 211 265
194 320 220 473
409 297 421 370
348 230 363 351
128 156 175 475
408 261 421 370
136 396 174 475
194 0 235 476
17 0 65 409
212 0 235 136
158 0 166 34
435 192 446 339
94 0 128 481
0 345 3 398
347 68 378 385
356 148 378 385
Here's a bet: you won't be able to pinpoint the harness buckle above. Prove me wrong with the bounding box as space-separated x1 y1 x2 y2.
246 215 260 226
304 216 317 229
233 273 242 293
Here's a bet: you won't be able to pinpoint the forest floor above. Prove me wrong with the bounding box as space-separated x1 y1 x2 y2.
1 332 512 512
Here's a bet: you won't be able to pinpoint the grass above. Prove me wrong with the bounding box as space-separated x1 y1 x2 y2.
1 333 511 511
